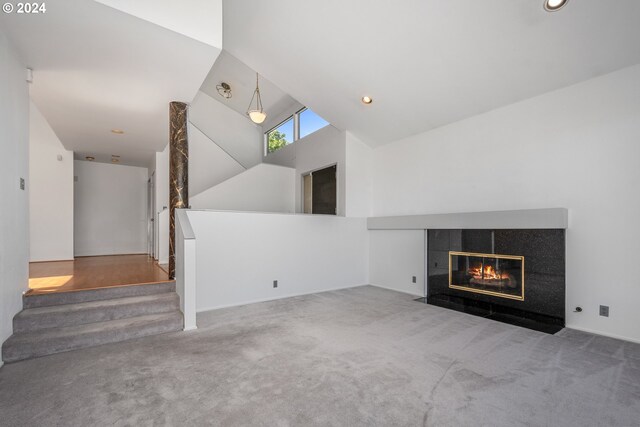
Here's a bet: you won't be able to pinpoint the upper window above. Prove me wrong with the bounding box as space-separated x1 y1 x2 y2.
266 108 329 154
299 108 329 139
267 117 294 153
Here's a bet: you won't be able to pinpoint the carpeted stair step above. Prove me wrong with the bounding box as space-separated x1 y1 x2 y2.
2 311 183 363
23 281 175 309
13 293 180 333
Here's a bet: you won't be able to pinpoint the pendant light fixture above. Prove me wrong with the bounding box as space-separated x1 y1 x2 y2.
247 73 267 124
543 0 568 12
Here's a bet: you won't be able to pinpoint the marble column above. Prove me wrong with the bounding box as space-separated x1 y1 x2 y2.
169 101 188 279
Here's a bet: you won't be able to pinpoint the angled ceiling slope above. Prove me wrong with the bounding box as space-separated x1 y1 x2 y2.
199 50 301 127
95 0 223 48
0 0 222 167
223 0 640 147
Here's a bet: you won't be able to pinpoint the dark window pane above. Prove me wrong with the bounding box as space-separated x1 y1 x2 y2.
312 165 337 215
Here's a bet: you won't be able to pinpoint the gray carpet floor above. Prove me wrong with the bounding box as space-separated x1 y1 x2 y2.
1 286 639 426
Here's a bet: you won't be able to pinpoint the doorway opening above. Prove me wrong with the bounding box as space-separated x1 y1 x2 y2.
302 165 337 215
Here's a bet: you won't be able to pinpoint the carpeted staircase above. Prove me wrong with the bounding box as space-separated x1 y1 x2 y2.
2 282 183 363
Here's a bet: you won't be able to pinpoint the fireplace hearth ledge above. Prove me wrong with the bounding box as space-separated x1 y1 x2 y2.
367 208 568 230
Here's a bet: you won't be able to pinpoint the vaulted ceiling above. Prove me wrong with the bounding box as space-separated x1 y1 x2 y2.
199 51 300 125
223 0 640 147
2 0 639 166
0 0 222 166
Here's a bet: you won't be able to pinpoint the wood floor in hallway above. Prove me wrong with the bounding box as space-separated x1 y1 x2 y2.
27 255 170 295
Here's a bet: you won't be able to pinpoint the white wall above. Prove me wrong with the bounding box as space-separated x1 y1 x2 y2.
265 125 347 215
186 211 369 311
345 132 373 217
29 101 74 261
190 163 295 213
153 144 169 262
371 64 640 343
74 160 148 256
157 209 169 265
189 90 262 169
188 122 245 196
369 230 425 297
0 32 30 350
154 144 169 213
175 209 196 330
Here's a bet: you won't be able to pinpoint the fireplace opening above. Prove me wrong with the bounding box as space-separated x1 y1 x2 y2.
425 229 565 334
449 252 524 301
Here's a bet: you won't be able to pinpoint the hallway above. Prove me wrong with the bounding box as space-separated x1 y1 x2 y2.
28 255 170 295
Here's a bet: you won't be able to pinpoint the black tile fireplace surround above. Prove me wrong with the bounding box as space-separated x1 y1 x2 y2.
424 229 565 334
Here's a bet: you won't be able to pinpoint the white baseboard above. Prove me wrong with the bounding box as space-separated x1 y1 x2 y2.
29 258 74 263
196 284 368 313
369 283 424 298
73 251 148 257
562 324 640 344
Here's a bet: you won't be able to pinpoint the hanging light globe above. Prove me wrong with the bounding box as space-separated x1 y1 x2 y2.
248 110 267 124
247 73 267 124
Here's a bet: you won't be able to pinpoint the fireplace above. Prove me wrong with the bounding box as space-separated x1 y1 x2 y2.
449 251 524 301
426 229 565 334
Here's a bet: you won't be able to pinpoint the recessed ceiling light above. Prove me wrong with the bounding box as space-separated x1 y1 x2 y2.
544 0 568 12
111 129 125 134
361 96 373 105
85 156 95 161
111 158 119 163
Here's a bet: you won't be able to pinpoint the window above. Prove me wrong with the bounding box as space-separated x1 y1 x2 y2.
266 107 329 154
299 108 329 139
267 117 294 153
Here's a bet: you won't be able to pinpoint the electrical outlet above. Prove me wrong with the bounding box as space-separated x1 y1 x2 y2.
412 276 417 283
273 280 278 288
599 305 609 317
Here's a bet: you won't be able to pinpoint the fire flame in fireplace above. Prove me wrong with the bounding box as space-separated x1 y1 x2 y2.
468 265 508 280
450 252 522 296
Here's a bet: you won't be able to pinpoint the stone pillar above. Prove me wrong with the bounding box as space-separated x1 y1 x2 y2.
169 101 188 279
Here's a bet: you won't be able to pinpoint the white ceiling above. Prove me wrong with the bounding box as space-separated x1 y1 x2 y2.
94 0 223 48
0 0 222 167
222 0 640 147
199 50 300 128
